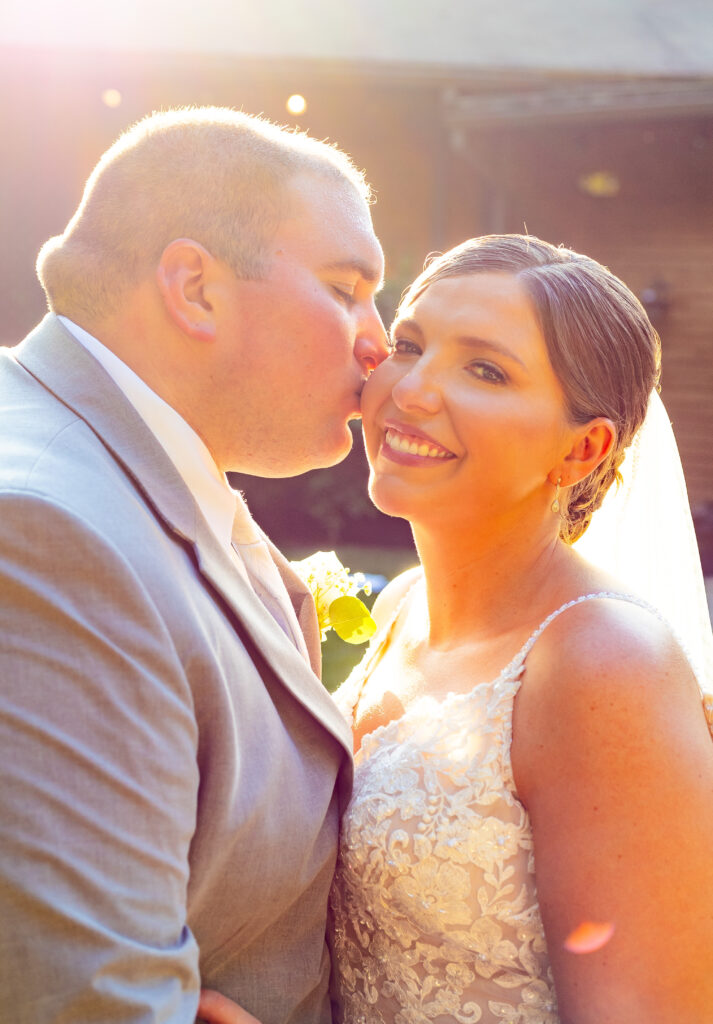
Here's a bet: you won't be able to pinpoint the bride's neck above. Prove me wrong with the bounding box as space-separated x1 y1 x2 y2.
411 515 570 648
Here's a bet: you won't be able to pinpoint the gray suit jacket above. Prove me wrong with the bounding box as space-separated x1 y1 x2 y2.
0 315 354 1023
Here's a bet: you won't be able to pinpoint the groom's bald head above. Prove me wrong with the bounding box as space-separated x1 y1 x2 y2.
36 106 372 323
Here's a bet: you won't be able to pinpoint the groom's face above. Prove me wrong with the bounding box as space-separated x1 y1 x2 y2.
210 172 388 476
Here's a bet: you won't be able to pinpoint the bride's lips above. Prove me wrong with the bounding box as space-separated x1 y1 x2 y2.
379 421 456 465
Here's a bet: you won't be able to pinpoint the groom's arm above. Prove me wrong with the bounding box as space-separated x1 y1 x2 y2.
0 492 201 1022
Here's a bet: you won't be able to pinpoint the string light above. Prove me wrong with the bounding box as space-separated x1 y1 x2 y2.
286 94 307 116
101 89 122 109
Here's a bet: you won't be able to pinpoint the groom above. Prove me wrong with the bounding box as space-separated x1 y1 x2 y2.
0 108 386 1022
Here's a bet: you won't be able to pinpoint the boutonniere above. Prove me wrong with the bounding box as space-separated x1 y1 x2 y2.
290 551 377 645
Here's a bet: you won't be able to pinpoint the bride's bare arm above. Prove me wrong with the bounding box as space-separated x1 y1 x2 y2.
197 989 261 1024
511 599 713 1023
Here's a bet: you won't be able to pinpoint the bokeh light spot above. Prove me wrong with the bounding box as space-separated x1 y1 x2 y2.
286 94 307 116
578 170 620 198
101 89 122 109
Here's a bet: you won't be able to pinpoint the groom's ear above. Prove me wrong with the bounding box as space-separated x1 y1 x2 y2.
553 418 617 487
156 238 218 342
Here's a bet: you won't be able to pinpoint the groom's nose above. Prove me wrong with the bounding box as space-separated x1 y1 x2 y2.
355 305 389 376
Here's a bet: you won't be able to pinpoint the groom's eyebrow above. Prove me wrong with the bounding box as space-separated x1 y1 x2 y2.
322 259 384 289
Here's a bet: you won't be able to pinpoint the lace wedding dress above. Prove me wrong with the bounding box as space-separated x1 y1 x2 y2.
329 590 713 1024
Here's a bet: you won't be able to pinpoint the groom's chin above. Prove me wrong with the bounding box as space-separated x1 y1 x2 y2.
266 430 355 478
313 428 355 471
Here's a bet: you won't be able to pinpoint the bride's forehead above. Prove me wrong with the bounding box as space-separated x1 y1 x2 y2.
400 275 543 341
415 272 529 308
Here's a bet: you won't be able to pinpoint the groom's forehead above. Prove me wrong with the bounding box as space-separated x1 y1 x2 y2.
273 175 383 280
281 172 374 236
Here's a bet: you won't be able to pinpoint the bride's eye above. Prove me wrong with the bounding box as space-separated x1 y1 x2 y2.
467 360 507 384
390 338 421 355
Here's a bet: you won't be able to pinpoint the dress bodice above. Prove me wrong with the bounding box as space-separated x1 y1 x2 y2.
329 589 713 1024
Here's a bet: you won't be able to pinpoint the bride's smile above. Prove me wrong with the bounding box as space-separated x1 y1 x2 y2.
381 423 456 461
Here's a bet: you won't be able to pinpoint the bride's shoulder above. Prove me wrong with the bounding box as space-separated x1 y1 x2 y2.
512 594 709 803
526 594 698 702
515 595 703 759
370 565 422 629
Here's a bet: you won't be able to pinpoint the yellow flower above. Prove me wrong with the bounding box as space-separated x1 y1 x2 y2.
290 550 376 644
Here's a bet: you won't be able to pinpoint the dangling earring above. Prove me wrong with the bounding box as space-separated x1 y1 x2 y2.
551 476 562 514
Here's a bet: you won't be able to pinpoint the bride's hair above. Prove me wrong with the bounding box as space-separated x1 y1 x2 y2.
399 234 661 543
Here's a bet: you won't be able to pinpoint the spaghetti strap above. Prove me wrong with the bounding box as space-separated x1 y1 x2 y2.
501 589 669 680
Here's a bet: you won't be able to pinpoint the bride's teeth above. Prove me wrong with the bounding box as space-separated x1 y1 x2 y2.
385 428 450 459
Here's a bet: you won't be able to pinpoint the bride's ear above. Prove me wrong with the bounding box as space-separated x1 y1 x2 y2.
551 418 617 487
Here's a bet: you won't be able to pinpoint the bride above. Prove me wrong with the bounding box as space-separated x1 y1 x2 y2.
328 235 713 1024
200 235 713 1024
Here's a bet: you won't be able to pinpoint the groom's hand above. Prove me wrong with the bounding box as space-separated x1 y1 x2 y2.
197 989 262 1024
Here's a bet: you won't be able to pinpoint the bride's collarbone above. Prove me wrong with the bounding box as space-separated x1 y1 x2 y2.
359 628 524 716
352 635 521 749
408 618 540 680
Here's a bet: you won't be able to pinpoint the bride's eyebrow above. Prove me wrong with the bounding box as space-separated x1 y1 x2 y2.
389 317 422 341
458 336 527 369
389 319 525 369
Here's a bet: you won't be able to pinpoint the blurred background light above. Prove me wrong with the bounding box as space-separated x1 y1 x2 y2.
101 88 122 108
286 93 307 115
577 169 621 197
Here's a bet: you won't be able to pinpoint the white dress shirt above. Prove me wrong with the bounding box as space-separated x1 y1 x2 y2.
58 316 308 657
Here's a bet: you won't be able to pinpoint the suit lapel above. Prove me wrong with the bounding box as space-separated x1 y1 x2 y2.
263 536 322 677
12 315 353 760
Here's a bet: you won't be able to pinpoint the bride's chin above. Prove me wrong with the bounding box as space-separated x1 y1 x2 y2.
367 476 420 521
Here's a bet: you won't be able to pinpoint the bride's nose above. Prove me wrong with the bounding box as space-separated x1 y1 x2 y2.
391 364 442 415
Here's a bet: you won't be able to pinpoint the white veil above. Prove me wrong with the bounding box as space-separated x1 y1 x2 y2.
575 390 713 692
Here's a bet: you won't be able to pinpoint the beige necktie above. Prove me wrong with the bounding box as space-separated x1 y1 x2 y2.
230 493 309 661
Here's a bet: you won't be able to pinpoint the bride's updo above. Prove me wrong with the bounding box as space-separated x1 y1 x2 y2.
398 235 661 543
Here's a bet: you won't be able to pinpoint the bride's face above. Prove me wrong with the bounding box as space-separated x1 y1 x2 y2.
360 272 576 526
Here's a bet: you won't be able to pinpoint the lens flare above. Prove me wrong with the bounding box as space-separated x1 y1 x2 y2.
564 920 615 954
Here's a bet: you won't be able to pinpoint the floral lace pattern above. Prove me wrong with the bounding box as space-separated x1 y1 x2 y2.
330 668 556 1024
329 591 713 1024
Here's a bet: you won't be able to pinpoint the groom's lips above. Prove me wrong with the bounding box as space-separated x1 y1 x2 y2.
349 386 365 418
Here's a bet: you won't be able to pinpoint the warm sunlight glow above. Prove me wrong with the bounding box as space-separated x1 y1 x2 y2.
101 88 122 108
286 93 307 116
